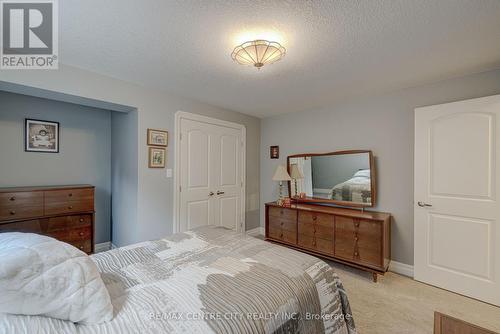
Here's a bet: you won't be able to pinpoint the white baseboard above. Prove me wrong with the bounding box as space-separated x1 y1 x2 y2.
246 226 264 236
95 241 112 253
389 260 414 278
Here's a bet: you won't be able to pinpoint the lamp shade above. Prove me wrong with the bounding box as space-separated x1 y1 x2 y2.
290 164 304 179
272 165 292 181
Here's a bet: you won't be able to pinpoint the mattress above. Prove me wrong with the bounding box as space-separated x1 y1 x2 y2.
0 226 356 334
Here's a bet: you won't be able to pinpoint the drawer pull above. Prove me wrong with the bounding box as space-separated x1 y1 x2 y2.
312 241 317 247
280 210 284 215
280 233 283 238
354 236 359 241
9 210 15 215
354 251 359 256
79 232 84 237
79 218 84 222
68 206 73 210
68 193 73 197
79 245 84 250
354 222 360 227
312 216 317 221
280 222 284 226
9 196 15 201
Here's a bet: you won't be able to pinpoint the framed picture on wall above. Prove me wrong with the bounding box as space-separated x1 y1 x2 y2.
25 119 60 153
270 145 279 159
147 129 168 147
149 147 166 168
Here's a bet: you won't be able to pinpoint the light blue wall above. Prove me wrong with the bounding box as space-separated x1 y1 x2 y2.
0 91 112 243
111 110 138 247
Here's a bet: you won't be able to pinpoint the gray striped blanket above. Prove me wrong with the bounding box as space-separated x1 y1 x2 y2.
0 226 356 334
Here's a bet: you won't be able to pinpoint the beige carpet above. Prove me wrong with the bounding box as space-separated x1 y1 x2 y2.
329 261 500 333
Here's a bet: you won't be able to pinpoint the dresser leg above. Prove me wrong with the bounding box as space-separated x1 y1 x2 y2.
372 273 378 283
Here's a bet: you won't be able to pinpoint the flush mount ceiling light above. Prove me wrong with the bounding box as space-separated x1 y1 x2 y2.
231 40 286 69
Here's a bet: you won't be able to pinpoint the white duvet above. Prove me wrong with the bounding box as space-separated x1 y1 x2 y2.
0 233 113 324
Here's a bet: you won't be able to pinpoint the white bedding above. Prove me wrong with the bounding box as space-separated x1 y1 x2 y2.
0 233 113 325
0 227 356 334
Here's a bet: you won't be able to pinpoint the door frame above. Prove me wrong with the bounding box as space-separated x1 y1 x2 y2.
173 111 246 233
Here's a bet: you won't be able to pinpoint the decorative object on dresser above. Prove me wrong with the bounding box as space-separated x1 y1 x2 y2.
0 185 95 254
289 163 304 198
272 164 292 206
265 202 391 282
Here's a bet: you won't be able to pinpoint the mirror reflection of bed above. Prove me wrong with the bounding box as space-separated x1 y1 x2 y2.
289 151 374 206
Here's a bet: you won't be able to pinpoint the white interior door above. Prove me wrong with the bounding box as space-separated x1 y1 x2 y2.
414 94 500 306
178 114 245 233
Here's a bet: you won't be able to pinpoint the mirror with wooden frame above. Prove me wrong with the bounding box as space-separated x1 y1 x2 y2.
287 150 376 207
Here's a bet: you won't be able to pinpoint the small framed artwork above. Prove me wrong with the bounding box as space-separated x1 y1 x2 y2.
147 129 168 147
149 147 166 168
270 145 279 159
25 119 60 153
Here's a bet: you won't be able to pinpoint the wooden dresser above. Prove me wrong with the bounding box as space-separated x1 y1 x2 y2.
265 202 391 281
0 185 95 254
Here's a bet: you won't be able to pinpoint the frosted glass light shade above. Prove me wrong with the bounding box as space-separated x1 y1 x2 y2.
272 165 292 181
290 164 304 179
231 40 286 68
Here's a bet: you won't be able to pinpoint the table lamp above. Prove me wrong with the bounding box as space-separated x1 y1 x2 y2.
272 165 292 205
290 163 304 198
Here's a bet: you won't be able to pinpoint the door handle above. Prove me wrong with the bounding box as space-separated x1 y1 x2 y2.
216 191 225 195
208 192 214 197
417 201 432 207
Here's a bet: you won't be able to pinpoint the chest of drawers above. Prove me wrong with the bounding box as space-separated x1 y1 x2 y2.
265 202 391 281
0 185 95 254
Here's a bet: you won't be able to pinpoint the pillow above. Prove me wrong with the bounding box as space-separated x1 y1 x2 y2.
353 169 370 178
0 232 113 324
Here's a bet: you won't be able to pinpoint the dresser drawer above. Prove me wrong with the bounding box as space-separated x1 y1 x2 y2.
268 226 296 245
298 211 334 240
268 206 296 221
44 188 94 215
298 234 334 255
49 226 92 242
0 192 43 221
334 216 383 268
269 215 296 232
68 239 92 254
46 215 92 231
0 219 42 233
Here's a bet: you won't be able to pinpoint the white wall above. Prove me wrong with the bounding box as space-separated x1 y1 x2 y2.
0 91 112 243
261 69 500 266
0 64 260 246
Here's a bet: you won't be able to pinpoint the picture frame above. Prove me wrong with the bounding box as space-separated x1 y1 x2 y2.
25 119 60 153
147 129 168 147
149 147 166 168
270 145 279 159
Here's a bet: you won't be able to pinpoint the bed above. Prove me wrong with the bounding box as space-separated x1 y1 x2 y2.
0 226 356 334
329 169 372 204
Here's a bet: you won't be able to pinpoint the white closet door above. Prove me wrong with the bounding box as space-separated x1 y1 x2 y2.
178 115 244 233
212 126 242 231
179 119 217 231
414 94 500 306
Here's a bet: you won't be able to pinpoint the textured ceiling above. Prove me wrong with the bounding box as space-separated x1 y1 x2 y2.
59 0 500 118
